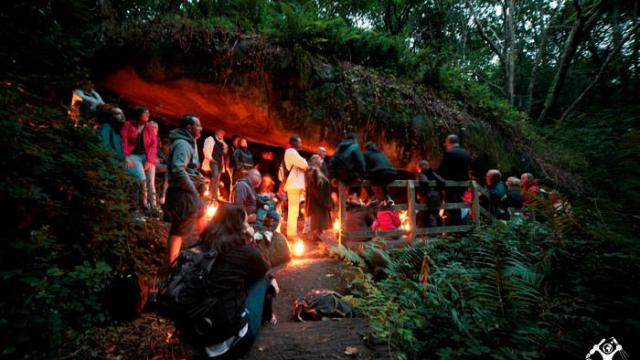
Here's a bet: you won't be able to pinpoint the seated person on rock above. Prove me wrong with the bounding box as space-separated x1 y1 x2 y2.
482 169 508 219
231 169 261 223
199 204 277 359
254 174 281 233
505 176 524 213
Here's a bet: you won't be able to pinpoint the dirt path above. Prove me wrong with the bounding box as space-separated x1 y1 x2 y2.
242 245 391 360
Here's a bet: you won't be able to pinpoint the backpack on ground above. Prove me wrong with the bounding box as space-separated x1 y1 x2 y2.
158 246 219 346
292 289 353 321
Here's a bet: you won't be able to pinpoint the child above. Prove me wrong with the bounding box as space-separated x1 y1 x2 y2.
255 175 281 232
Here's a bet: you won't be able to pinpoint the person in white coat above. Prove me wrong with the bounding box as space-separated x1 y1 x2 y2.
283 135 308 238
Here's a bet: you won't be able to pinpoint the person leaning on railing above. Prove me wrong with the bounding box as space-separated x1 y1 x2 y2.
436 134 470 226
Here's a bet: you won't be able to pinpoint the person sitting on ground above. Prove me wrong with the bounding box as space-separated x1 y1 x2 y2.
305 155 332 242
164 114 206 264
345 188 374 233
521 172 540 207
371 200 401 232
70 80 105 124
121 106 158 214
232 169 261 222
482 169 507 219
364 142 397 206
329 132 366 186
255 174 281 233
505 176 524 211
96 105 126 162
437 134 470 225
232 138 254 184
199 204 275 359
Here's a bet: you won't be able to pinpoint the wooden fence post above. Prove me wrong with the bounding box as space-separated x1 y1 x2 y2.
407 181 416 243
338 182 347 246
471 180 480 230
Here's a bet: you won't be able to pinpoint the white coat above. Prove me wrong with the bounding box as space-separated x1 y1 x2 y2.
284 147 308 191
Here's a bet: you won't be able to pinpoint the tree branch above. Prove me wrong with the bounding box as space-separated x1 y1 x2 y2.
558 20 640 123
466 0 505 62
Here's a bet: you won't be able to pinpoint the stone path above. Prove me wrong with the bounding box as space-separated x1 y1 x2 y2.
242 246 391 360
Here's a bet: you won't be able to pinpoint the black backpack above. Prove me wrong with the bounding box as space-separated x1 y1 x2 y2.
277 159 291 183
159 246 219 346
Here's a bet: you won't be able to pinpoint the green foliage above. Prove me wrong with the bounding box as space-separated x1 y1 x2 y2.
264 2 413 72
337 215 640 359
0 87 138 358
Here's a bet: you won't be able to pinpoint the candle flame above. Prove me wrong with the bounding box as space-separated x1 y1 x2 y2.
206 204 218 219
399 210 411 232
293 239 305 257
333 219 340 231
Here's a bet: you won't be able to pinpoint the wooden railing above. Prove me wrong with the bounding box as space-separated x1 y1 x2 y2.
337 180 487 245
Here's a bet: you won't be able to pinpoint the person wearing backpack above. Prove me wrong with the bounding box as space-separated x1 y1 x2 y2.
328 132 366 185
363 142 397 205
199 204 272 358
164 114 206 264
283 135 308 238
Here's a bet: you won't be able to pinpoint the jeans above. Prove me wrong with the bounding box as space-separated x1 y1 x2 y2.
255 207 281 231
127 153 156 209
213 277 268 359
209 161 221 200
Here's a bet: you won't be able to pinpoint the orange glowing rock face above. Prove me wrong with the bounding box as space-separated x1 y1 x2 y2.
99 67 331 152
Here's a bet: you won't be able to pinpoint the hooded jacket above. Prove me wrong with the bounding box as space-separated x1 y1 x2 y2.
333 140 366 180
168 128 201 194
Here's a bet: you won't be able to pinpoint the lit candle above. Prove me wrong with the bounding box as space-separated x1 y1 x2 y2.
293 239 304 257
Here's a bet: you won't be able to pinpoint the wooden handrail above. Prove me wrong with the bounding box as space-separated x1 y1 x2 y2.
337 179 488 246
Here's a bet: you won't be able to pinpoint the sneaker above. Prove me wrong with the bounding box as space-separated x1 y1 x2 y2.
268 313 278 325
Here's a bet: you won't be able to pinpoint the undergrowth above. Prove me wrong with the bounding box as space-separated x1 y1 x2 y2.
333 206 640 359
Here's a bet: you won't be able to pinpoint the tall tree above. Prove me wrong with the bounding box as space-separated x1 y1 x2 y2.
536 0 603 125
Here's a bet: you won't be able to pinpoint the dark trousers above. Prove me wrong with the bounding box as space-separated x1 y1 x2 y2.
444 187 464 226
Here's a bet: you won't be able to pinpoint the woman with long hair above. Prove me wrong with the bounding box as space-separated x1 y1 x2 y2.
199 204 272 359
121 106 158 214
305 155 332 242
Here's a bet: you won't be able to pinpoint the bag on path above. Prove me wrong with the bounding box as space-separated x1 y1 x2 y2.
292 289 353 321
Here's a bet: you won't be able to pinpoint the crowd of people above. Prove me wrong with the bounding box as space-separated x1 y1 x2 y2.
77 81 551 358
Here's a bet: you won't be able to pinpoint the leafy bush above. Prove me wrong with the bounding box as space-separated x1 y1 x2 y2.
0 87 139 358
336 213 640 359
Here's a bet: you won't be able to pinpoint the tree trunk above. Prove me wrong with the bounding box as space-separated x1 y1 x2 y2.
558 20 640 123
504 0 516 105
527 4 555 115
536 2 602 125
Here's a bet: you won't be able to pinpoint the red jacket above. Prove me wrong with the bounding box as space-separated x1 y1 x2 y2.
121 121 158 165
372 210 401 231
523 182 540 207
